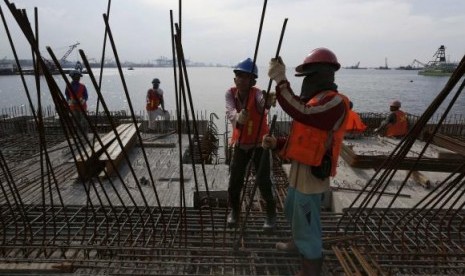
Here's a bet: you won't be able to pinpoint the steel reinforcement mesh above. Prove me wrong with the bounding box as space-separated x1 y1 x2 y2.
1 205 465 275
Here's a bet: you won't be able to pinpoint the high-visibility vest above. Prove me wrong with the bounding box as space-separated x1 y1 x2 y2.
280 90 350 176
346 110 367 133
67 83 87 111
386 110 408 137
146 89 162 111
230 87 269 146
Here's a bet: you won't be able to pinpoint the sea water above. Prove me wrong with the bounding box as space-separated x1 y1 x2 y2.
0 66 464 127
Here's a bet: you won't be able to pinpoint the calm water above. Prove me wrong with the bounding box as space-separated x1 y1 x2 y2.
1 67 464 124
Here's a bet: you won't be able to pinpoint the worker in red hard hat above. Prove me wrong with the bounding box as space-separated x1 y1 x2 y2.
374 100 408 138
262 48 350 276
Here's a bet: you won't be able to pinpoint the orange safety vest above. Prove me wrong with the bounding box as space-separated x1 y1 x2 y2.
386 110 408 137
146 89 162 111
230 87 269 146
346 110 367 133
67 83 87 111
280 90 350 176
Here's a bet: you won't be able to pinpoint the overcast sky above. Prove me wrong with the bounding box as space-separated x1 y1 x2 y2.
1 0 464 69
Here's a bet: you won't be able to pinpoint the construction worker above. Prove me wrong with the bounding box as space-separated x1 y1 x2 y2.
345 101 367 139
263 48 350 276
374 100 408 138
225 57 277 231
65 69 88 134
146 78 167 131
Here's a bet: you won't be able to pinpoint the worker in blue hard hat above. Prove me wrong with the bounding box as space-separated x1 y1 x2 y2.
65 69 88 134
146 78 168 132
225 57 277 231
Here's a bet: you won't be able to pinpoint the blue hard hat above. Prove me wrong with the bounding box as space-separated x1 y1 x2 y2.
233 58 258 78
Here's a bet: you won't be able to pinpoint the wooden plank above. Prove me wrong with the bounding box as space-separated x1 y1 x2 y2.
74 124 133 179
75 123 131 162
99 123 141 178
340 144 465 173
100 123 139 161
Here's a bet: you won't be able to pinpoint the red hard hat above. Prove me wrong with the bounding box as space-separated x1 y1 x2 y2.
295 47 341 75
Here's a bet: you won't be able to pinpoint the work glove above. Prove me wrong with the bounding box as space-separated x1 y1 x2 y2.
261 134 277 150
262 90 277 108
236 109 249 125
268 56 287 84
79 98 86 105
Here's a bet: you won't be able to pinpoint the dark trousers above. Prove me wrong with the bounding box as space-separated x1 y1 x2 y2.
228 146 276 212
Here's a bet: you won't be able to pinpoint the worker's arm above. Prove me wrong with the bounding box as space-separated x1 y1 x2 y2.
158 89 166 111
226 89 239 125
276 81 346 131
375 112 396 133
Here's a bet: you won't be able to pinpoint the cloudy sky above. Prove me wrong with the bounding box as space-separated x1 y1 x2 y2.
1 0 464 68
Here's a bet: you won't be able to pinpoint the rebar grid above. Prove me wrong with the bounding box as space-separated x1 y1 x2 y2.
1 205 465 274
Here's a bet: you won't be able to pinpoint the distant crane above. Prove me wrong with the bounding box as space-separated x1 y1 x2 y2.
351 61 360 69
396 59 425 70
344 61 366 69
38 42 80 73
412 59 426 68
59 42 80 66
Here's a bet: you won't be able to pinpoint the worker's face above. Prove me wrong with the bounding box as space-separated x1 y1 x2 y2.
234 72 256 92
153 83 159 89
72 75 80 82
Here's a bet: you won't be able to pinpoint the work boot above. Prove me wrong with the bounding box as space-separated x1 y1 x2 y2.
295 257 323 276
263 212 276 231
227 209 239 228
263 202 277 231
276 240 298 252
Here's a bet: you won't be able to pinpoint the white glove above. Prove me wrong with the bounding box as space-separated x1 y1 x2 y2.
262 134 277 150
262 90 277 107
268 56 287 84
79 98 86 105
236 109 249 125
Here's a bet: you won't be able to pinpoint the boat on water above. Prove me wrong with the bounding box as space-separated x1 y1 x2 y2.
396 59 425 70
374 57 390 70
419 45 458 76
0 62 17 75
344 61 367 69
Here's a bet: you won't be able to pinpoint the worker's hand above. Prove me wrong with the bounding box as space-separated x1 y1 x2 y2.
79 99 86 105
262 90 277 108
236 109 249 125
262 134 277 150
268 56 287 84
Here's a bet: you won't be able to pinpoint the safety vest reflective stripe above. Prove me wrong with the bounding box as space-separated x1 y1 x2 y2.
67 84 86 111
230 87 269 145
146 89 161 111
280 90 350 176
